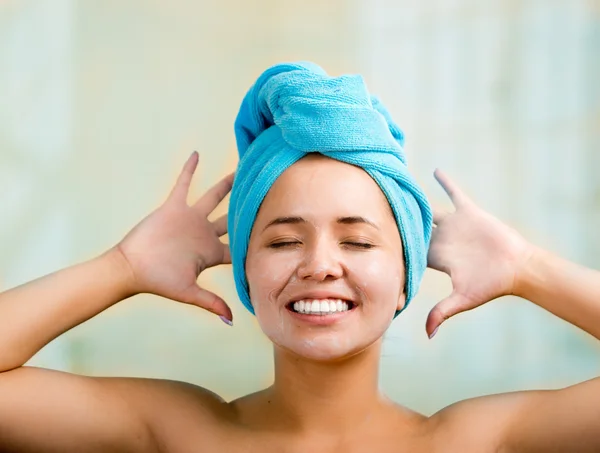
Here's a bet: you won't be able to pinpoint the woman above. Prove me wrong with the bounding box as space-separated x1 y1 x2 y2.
1 63 599 452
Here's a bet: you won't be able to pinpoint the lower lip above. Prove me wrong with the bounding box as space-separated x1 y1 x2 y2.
286 306 356 325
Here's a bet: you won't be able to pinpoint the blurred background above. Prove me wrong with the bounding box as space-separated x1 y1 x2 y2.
1 0 599 415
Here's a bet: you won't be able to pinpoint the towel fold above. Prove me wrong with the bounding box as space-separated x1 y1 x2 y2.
229 62 432 316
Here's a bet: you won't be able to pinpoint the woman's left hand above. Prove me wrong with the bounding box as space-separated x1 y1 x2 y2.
426 170 534 338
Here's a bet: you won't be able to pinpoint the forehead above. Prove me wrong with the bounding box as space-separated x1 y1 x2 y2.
257 154 393 220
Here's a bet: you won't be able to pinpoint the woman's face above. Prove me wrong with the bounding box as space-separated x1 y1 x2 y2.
246 154 406 361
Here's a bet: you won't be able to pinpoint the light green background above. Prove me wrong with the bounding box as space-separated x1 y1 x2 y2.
1 0 599 415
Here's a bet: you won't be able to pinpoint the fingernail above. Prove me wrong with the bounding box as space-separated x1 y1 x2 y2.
429 327 439 339
219 315 233 326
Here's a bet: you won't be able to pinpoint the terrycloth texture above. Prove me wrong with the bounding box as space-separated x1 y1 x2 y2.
229 62 433 316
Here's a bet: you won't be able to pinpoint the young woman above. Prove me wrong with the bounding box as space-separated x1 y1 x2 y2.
1 63 599 452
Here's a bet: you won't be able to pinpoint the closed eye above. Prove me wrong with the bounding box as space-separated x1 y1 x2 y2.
343 242 375 249
269 241 301 249
268 241 375 249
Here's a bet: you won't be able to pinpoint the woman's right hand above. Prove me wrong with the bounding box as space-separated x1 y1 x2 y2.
0 152 235 453
114 152 234 322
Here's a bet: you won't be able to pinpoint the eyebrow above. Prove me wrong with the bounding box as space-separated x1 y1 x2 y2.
262 216 306 232
262 216 379 232
336 216 380 230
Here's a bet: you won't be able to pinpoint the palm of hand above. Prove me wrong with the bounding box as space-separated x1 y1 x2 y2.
426 170 533 337
115 152 234 320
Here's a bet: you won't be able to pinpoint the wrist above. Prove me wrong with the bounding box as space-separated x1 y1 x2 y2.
99 246 140 299
512 244 545 301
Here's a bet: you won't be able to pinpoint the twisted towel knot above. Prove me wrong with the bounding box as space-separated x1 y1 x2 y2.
229 62 432 317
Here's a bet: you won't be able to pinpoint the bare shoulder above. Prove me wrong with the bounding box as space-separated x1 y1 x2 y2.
427 391 532 453
99 374 229 413
4 367 233 451
0 366 232 452
95 375 235 447
432 378 600 453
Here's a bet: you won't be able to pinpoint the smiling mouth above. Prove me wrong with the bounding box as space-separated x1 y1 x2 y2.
287 299 356 315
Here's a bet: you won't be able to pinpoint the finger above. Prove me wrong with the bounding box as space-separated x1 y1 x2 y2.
194 173 235 215
169 152 199 203
426 229 449 273
221 243 231 265
431 206 450 225
183 284 233 323
212 214 228 237
202 243 231 269
433 169 473 209
425 292 469 338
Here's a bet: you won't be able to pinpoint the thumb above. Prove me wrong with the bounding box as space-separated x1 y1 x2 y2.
181 285 234 325
425 292 469 339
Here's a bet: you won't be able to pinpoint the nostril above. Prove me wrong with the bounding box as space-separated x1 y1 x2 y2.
297 255 344 281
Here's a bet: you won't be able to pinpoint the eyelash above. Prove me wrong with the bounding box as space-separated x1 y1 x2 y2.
346 242 375 249
269 241 375 249
269 241 300 249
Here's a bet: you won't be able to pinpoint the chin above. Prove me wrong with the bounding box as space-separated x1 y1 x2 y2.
272 331 380 362
255 304 394 362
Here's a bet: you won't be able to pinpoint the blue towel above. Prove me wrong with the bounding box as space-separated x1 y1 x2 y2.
229 62 432 317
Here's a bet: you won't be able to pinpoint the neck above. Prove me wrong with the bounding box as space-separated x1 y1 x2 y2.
264 340 391 433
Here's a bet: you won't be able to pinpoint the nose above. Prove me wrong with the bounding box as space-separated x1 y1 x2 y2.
297 239 344 282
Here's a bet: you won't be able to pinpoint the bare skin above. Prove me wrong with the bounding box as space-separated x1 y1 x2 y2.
1 152 600 452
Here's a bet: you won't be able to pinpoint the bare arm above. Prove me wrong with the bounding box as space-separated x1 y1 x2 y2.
0 153 234 452
427 170 600 452
0 251 132 372
502 249 600 452
515 247 600 340
0 368 155 453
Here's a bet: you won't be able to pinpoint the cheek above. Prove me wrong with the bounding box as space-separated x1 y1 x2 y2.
245 251 302 346
246 250 299 306
349 253 404 310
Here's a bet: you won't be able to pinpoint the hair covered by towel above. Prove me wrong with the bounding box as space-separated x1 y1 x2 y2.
228 62 433 317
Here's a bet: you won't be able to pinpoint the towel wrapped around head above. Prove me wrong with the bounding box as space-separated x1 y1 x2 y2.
228 62 433 317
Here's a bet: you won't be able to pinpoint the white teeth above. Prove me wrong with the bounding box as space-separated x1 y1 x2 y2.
311 300 320 313
291 299 352 315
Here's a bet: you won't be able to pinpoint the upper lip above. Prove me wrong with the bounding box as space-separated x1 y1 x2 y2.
287 291 356 305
